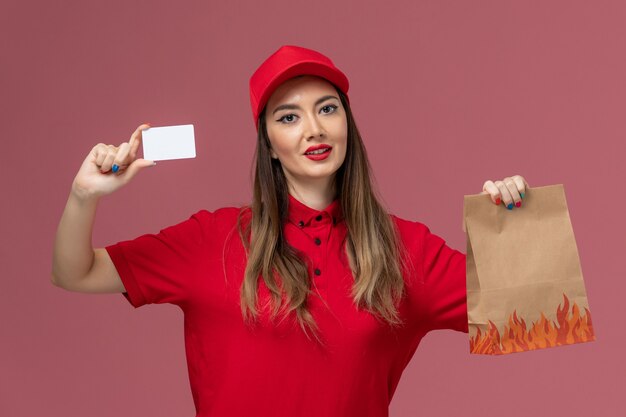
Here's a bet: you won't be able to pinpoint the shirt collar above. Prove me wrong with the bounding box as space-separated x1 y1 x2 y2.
287 193 344 228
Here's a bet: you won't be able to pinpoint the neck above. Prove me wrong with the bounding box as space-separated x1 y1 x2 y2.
287 178 337 211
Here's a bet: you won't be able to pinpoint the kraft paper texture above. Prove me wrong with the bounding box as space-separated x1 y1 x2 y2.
463 184 596 355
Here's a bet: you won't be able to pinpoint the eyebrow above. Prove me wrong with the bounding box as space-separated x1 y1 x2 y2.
272 95 339 115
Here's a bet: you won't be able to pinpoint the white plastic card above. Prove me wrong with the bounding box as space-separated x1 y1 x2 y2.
142 124 196 161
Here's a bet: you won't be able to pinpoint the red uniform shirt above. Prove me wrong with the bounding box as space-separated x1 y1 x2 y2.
105 194 468 417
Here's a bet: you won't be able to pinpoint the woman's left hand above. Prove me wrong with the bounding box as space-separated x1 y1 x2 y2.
481 175 530 210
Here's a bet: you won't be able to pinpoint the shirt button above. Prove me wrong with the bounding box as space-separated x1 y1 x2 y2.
298 220 305 228
314 268 321 276
315 215 322 221
314 238 321 245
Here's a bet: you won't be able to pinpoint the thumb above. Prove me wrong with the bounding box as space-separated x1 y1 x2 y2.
122 158 156 180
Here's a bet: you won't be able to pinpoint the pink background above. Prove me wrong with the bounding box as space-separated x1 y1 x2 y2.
2 0 623 415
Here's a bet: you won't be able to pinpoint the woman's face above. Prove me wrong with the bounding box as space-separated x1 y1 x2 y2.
264 75 348 195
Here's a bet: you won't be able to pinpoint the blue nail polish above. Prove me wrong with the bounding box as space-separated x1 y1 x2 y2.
112 164 119 173
520 192 525 199
507 203 513 210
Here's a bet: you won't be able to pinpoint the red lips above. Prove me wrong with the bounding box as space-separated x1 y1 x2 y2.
304 144 332 154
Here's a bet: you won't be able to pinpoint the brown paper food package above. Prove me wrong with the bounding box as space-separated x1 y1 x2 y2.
463 184 596 355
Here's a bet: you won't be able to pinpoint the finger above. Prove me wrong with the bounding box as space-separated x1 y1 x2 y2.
100 146 118 173
512 175 528 199
482 180 502 205
503 176 523 208
112 163 130 175
93 143 109 167
112 142 131 172
495 180 515 209
119 157 157 181
129 123 151 159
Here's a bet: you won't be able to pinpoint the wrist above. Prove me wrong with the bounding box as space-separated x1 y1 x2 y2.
70 181 101 204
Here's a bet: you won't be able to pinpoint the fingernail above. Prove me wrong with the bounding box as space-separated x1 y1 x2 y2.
520 192 525 199
516 201 522 208
112 164 119 173
507 203 513 210
495 197 501 205
151 161 157 166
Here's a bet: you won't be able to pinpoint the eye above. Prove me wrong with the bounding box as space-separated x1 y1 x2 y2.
321 104 338 114
276 104 339 124
277 114 297 124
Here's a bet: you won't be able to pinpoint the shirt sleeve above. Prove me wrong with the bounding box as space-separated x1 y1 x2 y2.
418 222 469 334
104 209 211 309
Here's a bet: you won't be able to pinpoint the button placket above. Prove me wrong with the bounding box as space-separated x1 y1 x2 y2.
312 229 322 281
307 214 327 286
288 206 338 292
321 218 338 292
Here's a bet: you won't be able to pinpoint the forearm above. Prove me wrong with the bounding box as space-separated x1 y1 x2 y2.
51 189 99 286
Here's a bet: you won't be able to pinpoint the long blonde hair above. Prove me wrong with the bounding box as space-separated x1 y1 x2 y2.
234 87 414 345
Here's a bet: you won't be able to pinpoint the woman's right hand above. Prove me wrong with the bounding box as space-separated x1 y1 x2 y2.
71 123 155 200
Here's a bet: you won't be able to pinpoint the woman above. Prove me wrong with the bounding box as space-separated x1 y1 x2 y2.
52 45 529 417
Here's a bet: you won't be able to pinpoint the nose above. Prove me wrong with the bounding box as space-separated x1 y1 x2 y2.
303 113 325 139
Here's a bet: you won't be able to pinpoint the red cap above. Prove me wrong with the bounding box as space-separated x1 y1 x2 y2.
249 45 350 130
